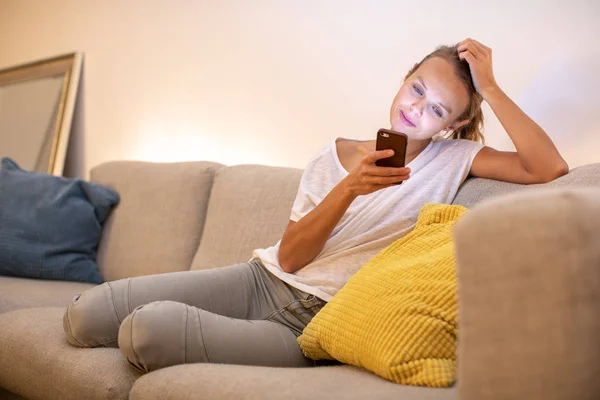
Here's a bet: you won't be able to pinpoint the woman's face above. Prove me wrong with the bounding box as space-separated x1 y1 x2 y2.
389 57 470 141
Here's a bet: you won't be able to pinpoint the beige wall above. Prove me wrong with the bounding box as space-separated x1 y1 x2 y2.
0 0 598 179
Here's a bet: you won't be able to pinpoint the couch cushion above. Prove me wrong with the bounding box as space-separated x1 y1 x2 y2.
91 161 223 280
130 363 455 400
0 307 142 400
191 164 302 270
0 276 94 314
453 162 600 208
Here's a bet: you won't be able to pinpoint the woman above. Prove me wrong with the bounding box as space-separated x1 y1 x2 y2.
63 38 568 373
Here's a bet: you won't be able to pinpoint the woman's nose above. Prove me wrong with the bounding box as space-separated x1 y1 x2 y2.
410 101 423 117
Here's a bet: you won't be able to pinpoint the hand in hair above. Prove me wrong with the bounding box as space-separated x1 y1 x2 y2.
457 38 499 98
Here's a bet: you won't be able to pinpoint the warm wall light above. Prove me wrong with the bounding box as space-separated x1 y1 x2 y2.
131 127 221 163
130 121 267 167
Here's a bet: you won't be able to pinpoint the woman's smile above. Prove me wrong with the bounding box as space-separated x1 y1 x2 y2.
400 110 416 127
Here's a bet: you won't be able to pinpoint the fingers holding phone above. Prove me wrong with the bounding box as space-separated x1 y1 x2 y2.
344 146 411 197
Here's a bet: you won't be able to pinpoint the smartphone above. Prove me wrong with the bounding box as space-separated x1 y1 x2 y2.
375 128 408 169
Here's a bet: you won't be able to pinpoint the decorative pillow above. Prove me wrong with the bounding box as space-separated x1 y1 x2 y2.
297 203 468 387
0 157 119 283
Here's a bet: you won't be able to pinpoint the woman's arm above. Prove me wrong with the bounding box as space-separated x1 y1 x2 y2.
279 180 356 274
279 146 410 273
458 38 569 184
472 86 569 183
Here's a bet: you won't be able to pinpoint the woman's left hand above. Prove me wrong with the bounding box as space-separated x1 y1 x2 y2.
457 38 499 99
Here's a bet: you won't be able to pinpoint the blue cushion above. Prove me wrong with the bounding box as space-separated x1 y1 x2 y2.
0 157 119 283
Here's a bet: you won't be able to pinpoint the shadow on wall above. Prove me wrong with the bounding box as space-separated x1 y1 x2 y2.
517 51 600 168
63 60 85 179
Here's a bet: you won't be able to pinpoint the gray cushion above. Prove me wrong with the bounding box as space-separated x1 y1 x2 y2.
0 307 141 400
0 276 94 314
0 157 119 283
130 363 456 400
453 162 600 208
191 164 303 270
90 161 223 280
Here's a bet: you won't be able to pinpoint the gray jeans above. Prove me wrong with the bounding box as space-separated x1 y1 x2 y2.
63 258 336 373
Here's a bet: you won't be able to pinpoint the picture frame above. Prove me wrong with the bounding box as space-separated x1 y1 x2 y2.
0 52 83 176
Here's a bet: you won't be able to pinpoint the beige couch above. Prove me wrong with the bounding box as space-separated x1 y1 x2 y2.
1 159 599 400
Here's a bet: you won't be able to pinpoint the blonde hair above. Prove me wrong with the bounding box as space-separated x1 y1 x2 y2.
405 44 485 144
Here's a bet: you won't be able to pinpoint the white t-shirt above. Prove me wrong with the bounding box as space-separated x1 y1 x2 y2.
250 136 484 302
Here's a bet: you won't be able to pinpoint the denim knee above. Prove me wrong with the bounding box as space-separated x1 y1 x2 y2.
62 282 122 348
118 300 203 373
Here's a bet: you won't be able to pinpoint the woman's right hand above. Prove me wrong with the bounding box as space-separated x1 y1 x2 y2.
342 146 411 197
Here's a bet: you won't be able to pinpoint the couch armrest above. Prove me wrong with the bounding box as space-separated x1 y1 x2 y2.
453 187 600 400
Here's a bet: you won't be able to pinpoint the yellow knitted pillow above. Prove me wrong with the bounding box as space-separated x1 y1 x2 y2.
297 203 468 387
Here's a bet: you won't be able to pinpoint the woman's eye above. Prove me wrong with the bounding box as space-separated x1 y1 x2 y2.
413 85 423 95
433 107 443 118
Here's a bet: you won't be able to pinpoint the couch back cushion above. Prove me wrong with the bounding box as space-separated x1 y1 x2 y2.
453 163 600 208
190 164 302 270
91 161 222 281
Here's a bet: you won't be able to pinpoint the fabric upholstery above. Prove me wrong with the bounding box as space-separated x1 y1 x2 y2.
130 363 456 400
0 307 142 400
0 276 94 314
191 164 302 270
453 162 600 208
2 160 600 400
90 161 223 280
298 204 467 387
453 187 600 400
0 157 119 283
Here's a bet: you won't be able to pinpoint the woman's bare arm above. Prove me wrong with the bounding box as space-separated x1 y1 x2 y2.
278 181 356 274
278 146 410 274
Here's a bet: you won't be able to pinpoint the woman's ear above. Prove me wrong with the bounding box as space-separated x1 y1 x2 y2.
447 118 470 131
